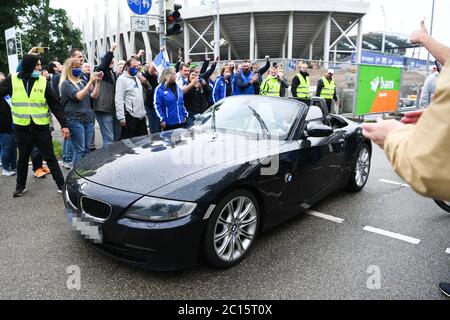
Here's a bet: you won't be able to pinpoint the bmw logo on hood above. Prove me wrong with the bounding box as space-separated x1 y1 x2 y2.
79 182 88 191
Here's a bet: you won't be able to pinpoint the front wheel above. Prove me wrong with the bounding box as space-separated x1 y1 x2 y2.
202 190 260 269
435 200 450 213
346 143 371 192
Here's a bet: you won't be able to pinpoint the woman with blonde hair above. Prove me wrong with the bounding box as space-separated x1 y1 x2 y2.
154 68 188 131
59 58 102 165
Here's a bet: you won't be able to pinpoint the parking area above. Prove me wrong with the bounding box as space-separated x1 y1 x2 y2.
0 146 448 300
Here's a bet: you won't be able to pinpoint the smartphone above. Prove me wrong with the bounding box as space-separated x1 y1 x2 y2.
435 60 441 73
36 47 49 54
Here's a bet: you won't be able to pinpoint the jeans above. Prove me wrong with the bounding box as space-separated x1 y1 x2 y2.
62 138 73 164
145 107 161 134
67 120 94 165
90 118 96 150
95 111 121 147
0 133 17 171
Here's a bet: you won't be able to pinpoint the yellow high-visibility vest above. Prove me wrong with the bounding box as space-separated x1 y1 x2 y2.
260 76 281 97
295 74 310 99
320 76 336 100
11 73 49 126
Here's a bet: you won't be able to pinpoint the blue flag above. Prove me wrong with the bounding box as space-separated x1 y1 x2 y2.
152 50 171 81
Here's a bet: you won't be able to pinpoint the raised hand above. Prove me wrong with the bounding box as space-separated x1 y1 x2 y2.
410 21 429 45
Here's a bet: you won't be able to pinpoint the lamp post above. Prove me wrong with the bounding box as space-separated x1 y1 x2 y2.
215 0 220 59
426 0 436 74
201 0 220 58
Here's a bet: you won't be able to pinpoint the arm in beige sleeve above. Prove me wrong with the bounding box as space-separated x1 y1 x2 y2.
384 61 450 201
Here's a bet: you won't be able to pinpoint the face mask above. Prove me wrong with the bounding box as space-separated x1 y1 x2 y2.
129 67 139 76
72 68 82 78
224 73 231 78
31 71 41 78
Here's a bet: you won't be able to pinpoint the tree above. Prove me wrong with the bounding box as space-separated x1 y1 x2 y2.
21 0 84 68
0 0 38 73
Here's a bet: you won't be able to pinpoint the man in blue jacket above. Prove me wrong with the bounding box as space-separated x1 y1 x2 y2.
234 60 259 95
154 68 189 131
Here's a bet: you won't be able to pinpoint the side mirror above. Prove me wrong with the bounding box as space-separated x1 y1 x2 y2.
306 124 333 137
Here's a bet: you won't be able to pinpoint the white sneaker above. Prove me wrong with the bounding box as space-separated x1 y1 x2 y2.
2 169 16 177
63 162 73 169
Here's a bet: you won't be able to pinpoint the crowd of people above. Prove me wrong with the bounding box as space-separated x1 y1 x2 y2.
0 45 285 194
0 19 448 298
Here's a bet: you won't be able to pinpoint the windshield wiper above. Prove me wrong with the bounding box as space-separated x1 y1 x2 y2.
248 106 269 139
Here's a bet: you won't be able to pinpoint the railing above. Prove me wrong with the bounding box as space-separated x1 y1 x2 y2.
210 58 426 116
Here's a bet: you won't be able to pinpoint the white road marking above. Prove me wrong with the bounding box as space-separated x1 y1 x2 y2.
307 210 345 224
379 179 410 188
445 248 450 255
363 226 421 245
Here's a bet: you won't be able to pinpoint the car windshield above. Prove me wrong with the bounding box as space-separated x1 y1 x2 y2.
193 96 304 140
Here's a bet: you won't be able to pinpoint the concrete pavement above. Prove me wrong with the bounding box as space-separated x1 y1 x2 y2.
0 145 448 300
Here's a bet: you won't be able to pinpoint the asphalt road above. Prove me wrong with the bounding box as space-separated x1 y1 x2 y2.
0 143 449 300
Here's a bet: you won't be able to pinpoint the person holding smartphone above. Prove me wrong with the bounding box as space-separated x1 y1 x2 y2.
60 58 102 165
184 70 210 125
0 54 70 197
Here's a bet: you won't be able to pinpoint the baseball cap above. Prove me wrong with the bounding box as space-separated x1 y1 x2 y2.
327 68 335 74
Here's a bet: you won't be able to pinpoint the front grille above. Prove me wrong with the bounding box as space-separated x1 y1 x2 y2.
81 197 112 221
67 185 79 209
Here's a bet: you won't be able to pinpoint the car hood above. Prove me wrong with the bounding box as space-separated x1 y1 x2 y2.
74 129 284 195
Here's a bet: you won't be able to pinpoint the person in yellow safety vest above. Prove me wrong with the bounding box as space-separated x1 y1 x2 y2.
260 67 288 97
0 54 70 198
316 68 338 113
291 63 311 105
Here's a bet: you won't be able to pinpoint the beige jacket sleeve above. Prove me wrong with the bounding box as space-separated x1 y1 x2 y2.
384 61 450 201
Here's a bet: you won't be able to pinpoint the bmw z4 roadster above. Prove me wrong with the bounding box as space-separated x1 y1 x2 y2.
64 96 371 271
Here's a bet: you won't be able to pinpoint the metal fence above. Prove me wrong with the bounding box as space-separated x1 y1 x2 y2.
216 58 427 116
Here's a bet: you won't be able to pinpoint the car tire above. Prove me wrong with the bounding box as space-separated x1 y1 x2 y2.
434 200 450 213
346 143 371 192
201 189 260 269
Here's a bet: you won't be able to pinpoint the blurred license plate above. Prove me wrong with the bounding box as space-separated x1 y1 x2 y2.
66 209 103 243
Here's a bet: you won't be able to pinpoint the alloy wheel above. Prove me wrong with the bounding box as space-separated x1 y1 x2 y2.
355 147 370 187
213 196 258 262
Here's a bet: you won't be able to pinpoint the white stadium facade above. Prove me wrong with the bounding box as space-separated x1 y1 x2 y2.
80 0 370 67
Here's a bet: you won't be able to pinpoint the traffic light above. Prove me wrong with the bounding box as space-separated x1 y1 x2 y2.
166 4 183 36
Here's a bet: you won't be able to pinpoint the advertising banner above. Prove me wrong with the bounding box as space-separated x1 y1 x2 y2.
5 27 19 74
355 64 402 115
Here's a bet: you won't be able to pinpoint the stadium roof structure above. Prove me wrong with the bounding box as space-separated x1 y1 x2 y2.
336 32 419 55
80 0 370 66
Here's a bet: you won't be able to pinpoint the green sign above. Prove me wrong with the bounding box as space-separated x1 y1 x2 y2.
355 65 402 115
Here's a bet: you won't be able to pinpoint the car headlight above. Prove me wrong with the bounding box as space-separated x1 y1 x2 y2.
124 197 197 222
